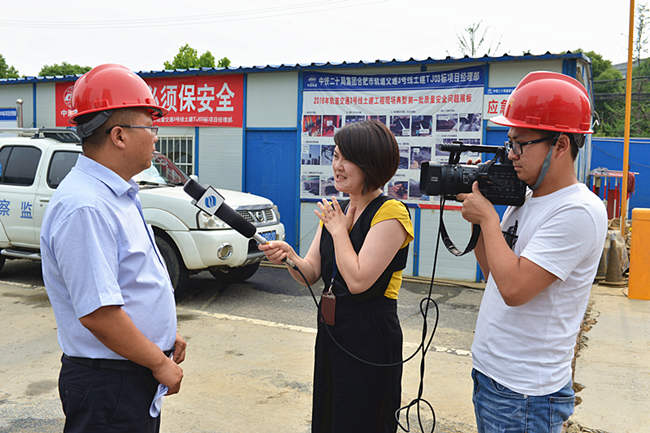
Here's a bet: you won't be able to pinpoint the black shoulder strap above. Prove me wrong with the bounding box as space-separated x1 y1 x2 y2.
440 219 481 256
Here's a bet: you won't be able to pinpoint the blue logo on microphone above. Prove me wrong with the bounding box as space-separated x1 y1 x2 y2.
205 195 217 208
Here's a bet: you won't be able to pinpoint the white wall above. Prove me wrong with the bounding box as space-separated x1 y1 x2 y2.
0 84 33 127
158 126 194 136
488 59 563 87
35 83 56 128
247 71 298 128
417 208 477 281
156 126 244 191
197 127 243 190
299 202 320 257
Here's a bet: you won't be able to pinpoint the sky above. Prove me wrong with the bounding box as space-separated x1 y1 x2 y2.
0 0 639 77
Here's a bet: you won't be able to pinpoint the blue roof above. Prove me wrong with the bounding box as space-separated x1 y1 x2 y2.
0 51 590 85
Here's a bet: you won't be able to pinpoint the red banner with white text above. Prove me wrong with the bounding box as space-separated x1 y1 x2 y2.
55 74 244 127
55 82 76 127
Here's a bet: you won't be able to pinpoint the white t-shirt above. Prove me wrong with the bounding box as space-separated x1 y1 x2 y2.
472 183 608 396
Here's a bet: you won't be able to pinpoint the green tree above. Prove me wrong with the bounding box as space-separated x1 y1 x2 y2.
594 67 624 93
629 59 650 135
198 51 215 68
217 56 231 68
635 2 649 66
456 21 502 57
39 62 91 77
579 50 616 79
0 54 19 78
164 44 230 69
592 57 650 137
570 49 632 136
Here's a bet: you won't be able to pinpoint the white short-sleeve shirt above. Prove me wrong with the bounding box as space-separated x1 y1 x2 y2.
40 155 177 359
472 183 608 396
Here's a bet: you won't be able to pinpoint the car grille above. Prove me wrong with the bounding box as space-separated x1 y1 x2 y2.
236 208 275 225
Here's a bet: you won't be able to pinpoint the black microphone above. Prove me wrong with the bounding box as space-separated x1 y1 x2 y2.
183 178 296 268
183 178 267 244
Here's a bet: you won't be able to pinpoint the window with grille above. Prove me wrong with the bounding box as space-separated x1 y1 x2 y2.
156 135 194 176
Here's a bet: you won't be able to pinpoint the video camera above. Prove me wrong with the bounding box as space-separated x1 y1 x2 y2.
420 141 526 206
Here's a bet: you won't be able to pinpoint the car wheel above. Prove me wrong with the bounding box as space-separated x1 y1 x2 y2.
154 234 187 291
0 255 5 273
209 262 261 283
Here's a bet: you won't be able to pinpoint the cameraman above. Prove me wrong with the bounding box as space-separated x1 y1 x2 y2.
456 72 607 433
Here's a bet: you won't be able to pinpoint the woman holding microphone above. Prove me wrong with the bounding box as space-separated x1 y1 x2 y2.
259 119 413 433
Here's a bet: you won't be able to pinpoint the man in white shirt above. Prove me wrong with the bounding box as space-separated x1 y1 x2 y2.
41 64 186 433
457 71 607 433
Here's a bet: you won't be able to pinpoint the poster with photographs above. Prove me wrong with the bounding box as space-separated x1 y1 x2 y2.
300 66 484 203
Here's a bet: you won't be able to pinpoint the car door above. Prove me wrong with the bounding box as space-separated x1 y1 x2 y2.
0 145 42 248
32 149 81 244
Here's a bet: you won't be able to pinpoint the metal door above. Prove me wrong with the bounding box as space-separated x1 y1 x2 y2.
245 130 299 248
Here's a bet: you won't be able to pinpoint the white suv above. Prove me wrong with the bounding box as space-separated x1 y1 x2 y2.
0 128 285 289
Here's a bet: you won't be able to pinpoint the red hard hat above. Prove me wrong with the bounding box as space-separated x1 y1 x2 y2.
69 64 166 124
489 71 592 134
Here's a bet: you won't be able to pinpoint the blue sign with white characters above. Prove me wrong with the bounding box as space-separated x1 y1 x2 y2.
486 87 516 95
0 108 17 121
303 66 485 91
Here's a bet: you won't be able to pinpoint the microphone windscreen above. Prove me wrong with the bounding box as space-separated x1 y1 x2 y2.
183 178 206 201
215 203 257 238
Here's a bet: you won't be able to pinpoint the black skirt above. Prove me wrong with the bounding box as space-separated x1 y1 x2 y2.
312 295 403 433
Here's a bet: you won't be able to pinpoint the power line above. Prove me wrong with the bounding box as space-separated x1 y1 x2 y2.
594 93 650 101
594 76 650 83
0 0 388 29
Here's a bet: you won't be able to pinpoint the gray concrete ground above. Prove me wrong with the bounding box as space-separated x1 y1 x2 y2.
0 267 648 433
0 278 475 433
571 284 650 433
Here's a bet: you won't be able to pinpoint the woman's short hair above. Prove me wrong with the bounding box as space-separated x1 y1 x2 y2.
333 119 399 193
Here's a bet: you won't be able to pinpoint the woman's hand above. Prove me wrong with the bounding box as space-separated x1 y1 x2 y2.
258 240 296 265
315 197 356 237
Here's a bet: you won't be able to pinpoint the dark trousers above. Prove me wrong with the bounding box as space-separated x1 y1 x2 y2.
59 354 161 433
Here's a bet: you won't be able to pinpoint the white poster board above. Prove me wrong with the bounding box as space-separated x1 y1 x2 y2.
300 66 485 203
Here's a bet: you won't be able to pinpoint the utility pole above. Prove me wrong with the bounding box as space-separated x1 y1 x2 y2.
621 0 635 235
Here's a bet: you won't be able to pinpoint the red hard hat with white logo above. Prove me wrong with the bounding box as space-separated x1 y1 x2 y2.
489 71 593 134
69 63 166 124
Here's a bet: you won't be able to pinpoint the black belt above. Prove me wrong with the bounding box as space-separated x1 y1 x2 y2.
63 349 174 372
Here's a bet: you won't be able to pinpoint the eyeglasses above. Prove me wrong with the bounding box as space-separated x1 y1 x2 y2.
105 124 159 135
504 136 557 156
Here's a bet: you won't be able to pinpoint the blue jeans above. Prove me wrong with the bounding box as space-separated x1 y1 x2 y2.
472 369 575 433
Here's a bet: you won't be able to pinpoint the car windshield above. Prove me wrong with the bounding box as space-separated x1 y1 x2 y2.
133 152 189 186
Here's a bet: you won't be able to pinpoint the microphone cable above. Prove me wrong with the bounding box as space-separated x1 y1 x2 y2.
285 196 449 433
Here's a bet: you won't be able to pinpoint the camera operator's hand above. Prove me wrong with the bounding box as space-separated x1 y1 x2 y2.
315 197 356 238
457 181 499 226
